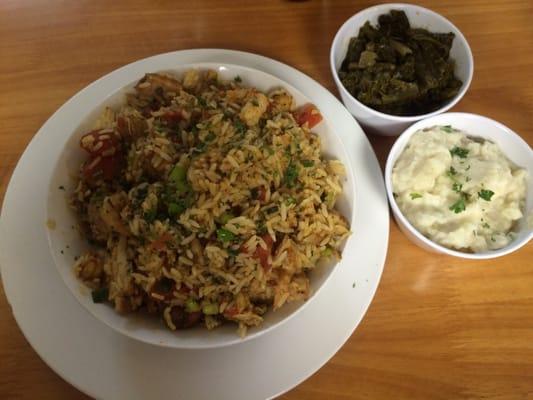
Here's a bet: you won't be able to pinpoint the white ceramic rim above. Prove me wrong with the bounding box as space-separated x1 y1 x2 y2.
0 49 389 400
385 112 533 259
330 3 474 122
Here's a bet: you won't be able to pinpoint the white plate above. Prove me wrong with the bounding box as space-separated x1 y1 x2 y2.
0 49 389 399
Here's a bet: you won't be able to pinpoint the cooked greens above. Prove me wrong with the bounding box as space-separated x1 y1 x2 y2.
338 10 462 116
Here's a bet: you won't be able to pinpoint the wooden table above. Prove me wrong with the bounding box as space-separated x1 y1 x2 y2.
1 0 532 398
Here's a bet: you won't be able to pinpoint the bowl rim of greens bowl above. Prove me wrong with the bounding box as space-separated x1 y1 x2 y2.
330 4 474 130
385 112 533 260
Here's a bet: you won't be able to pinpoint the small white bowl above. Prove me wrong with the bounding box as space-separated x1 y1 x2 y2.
330 3 474 136
385 112 533 259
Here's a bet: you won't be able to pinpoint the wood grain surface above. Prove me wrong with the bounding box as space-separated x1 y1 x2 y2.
1 0 532 399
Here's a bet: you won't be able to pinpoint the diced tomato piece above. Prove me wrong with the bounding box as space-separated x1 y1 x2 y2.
254 234 273 271
239 234 273 271
80 129 119 156
257 186 267 202
151 232 173 251
293 103 323 128
82 153 122 181
223 304 239 318
161 110 184 124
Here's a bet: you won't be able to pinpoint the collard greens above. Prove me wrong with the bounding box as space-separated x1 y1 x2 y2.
339 10 462 116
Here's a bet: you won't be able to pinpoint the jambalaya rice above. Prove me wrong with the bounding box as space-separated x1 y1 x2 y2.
72 69 350 336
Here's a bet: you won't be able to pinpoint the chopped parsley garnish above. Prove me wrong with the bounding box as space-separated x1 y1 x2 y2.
264 205 279 214
234 119 246 136
91 287 108 303
168 202 185 217
234 75 242 83
441 125 454 133
197 97 207 107
410 192 422 200
450 146 469 158
219 212 234 225
478 189 494 201
143 208 157 222
301 159 314 168
482 222 491 229
286 196 297 205
169 164 187 183
216 228 235 242
449 198 466 213
447 166 457 177
250 187 259 199
227 248 239 257
205 131 216 142
284 162 299 188
192 141 207 154
452 182 463 193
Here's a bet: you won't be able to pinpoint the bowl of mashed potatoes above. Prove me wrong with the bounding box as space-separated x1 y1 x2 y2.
385 112 533 259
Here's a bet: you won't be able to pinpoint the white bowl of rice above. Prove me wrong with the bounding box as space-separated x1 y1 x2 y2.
46 63 355 348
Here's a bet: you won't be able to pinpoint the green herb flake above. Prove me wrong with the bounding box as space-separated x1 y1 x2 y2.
219 212 234 225
441 125 454 133
227 248 239 257
449 198 466 214
446 166 457 178
452 182 463 193
197 97 207 107
264 205 279 214
482 222 491 229
286 196 297 205
185 298 201 313
234 119 246 136
301 159 314 168
250 187 259 200
450 146 469 158
234 75 242 83
410 192 422 200
478 189 495 201
251 99 259 107
216 228 236 242
284 162 299 188
168 202 185 217
205 131 216 142
91 287 108 303
143 208 157 222
169 164 187 183
202 302 219 315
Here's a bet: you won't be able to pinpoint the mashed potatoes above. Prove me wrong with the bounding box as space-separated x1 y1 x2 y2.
392 125 528 252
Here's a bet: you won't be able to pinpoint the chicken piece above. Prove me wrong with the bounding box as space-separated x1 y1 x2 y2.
104 236 136 313
116 109 147 141
182 69 200 90
75 252 104 288
269 89 294 114
239 93 268 126
100 192 129 235
135 73 182 97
